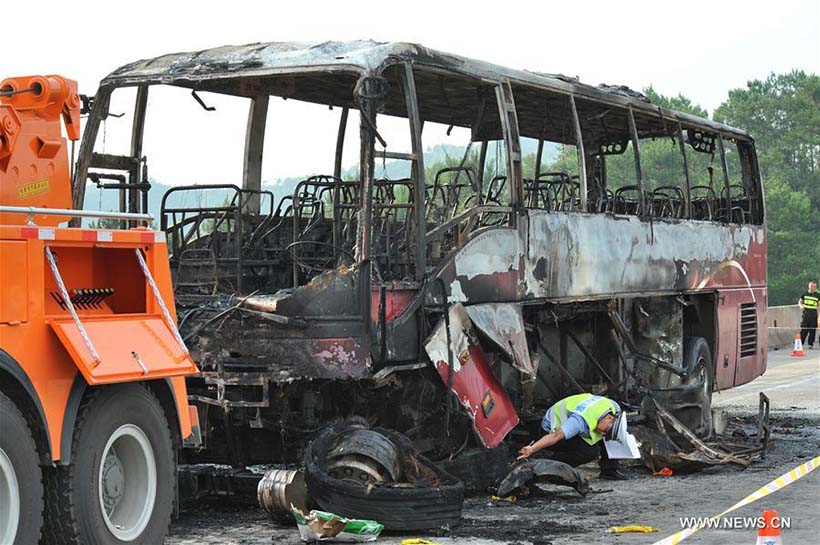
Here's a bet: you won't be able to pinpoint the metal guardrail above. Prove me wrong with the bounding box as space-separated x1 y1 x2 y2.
768 305 802 348
0 206 153 224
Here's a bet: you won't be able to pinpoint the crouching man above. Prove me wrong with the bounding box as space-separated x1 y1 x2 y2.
518 393 629 480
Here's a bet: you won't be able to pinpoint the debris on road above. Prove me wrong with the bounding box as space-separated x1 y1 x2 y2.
257 468 309 521
636 395 771 471
304 418 464 530
292 507 383 542
496 459 590 498
608 525 658 533
439 445 513 493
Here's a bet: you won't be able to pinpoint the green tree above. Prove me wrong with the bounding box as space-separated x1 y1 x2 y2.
714 71 820 304
644 86 708 118
534 77 818 305
88 215 124 230
536 86 712 191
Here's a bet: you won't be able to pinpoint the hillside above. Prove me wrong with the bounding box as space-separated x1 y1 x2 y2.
82 141 557 225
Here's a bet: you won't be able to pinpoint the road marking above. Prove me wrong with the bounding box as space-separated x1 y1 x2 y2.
759 374 820 391
730 373 819 393
650 456 820 545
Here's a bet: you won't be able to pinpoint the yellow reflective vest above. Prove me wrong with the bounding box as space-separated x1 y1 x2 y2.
548 394 619 446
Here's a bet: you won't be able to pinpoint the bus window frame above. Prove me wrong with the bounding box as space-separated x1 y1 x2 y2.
569 95 588 211
717 136 733 224
627 108 645 217
506 85 588 214
676 121 693 220
496 79 523 225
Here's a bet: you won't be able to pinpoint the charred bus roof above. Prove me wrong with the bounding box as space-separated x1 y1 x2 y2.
101 40 752 143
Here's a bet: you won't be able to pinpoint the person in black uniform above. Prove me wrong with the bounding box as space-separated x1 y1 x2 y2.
798 281 818 349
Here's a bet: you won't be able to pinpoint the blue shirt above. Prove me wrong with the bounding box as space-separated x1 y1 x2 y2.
541 409 588 440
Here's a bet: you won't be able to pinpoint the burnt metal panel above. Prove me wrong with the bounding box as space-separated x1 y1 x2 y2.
463 303 535 379
98 41 751 142
431 211 765 306
524 212 766 300
424 304 519 448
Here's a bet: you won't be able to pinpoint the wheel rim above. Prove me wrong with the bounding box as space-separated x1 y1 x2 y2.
693 355 709 395
0 447 21 544
98 424 156 541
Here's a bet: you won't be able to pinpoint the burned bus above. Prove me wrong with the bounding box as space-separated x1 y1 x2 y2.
73 41 766 466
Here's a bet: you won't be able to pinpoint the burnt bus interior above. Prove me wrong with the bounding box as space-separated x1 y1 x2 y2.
75 47 764 465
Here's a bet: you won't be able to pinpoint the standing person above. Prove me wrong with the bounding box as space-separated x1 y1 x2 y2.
798 281 818 349
517 393 629 480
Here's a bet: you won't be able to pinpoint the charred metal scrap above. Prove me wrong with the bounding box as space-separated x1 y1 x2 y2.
496 459 590 498
424 303 524 448
633 395 770 472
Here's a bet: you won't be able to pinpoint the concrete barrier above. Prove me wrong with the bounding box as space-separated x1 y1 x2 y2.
768 305 803 349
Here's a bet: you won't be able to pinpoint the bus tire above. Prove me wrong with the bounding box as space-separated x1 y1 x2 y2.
683 336 714 436
42 383 175 545
0 391 43 545
304 419 464 531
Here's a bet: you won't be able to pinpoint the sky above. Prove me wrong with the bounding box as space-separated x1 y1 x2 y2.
4 0 818 188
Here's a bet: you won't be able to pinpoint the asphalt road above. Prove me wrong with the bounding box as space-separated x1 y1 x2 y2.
167 350 820 545
714 349 820 411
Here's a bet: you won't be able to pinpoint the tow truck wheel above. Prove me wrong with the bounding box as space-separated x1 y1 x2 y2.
0 391 44 545
43 384 175 545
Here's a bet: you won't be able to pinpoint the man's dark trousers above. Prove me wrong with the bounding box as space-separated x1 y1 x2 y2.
540 436 618 472
801 311 817 347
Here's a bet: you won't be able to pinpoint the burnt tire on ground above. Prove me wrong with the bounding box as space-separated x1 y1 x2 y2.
0 391 43 545
304 419 464 531
42 383 176 545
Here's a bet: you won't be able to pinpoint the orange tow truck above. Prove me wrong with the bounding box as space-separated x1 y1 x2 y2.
0 76 199 544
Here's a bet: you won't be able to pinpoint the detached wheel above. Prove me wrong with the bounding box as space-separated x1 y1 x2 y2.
305 420 464 531
43 384 175 545
0 391 43 544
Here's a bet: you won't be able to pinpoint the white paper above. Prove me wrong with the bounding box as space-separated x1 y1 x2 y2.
604 432 641 459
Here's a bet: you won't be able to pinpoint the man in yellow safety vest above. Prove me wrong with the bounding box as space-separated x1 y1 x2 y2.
518 393 628 480
798 280 818 349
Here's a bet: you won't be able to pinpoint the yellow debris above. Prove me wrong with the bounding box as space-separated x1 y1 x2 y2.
490 495 517 502
608 525 658 534
402 540 441 545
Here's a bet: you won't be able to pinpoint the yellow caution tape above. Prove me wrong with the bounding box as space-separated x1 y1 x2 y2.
490 495 516 502
608 525 658 533
402 540 440 545
651 455 820 545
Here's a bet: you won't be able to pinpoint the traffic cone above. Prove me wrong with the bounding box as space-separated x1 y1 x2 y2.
755 509 783 544
791 334 805 357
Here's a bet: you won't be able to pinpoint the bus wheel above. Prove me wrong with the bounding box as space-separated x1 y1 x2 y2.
0 391 43 545
683 336 714 437
43 384 175 545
